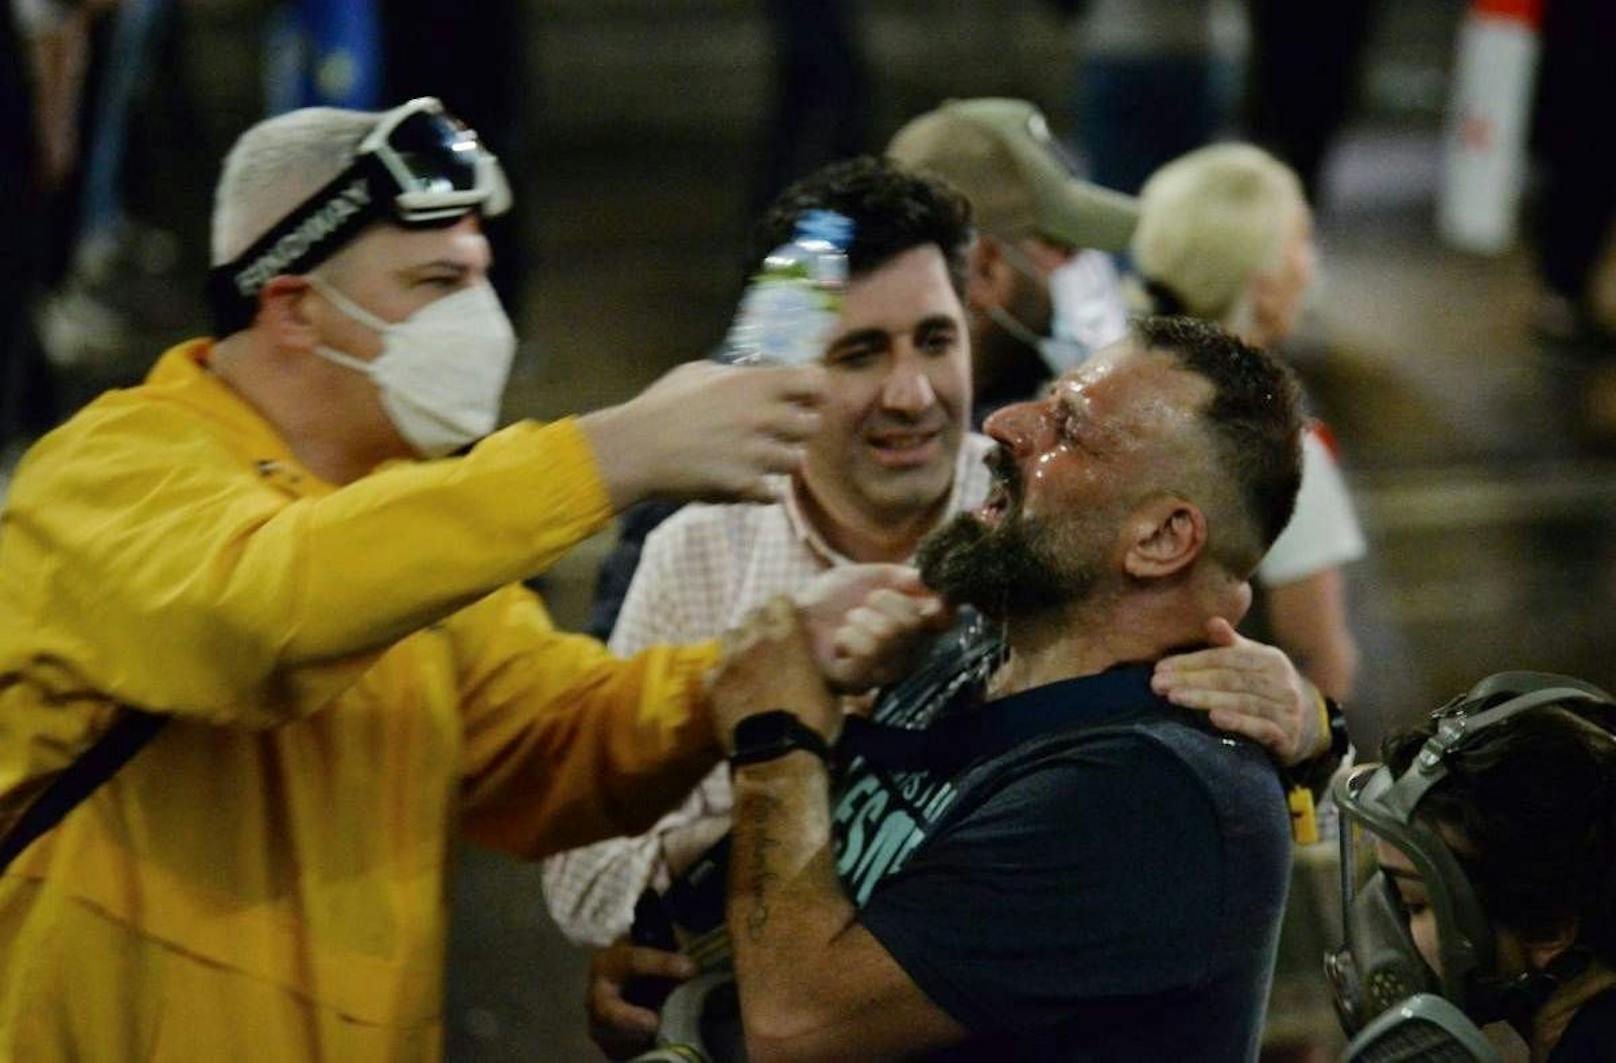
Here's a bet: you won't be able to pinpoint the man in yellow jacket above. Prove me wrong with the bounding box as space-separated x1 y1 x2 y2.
0 100 862 1059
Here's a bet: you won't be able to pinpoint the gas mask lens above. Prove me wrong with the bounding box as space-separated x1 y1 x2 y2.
1330 766 1502 1061
1331 810 1435 1027
1330 768 1441 1034
1326 676 1616 1062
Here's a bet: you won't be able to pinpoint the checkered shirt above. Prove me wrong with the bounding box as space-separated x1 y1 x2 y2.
539 434 995 946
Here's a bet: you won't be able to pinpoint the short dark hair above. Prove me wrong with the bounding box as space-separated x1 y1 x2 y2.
1383 704 1616 964
1131 315 1303 571
751 156 974 296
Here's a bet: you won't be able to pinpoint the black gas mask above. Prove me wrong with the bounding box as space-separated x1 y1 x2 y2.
1327 671 1616 1062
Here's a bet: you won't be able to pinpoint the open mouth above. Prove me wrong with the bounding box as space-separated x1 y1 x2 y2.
976 482 1012 526
866 429 943 468
975 448 1020 526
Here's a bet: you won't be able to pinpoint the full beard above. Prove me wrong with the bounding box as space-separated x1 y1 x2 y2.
916 508 1099 621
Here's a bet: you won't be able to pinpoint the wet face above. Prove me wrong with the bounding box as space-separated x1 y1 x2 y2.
799 244 971 528
917 341 1210 616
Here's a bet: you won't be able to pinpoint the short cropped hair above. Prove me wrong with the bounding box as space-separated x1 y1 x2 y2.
751 156 974 297
211 107 379 266
1132 315 1303 574
1383 703 1616 966
1131 144 1306 326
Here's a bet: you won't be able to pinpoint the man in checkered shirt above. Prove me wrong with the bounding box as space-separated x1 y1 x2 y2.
540 157 1330 1059
542 157 990 958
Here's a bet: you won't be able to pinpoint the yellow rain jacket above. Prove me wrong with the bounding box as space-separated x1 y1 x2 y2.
0 340 721 1060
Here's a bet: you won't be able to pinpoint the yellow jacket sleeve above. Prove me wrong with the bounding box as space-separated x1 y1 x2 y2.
449 585 722 857
0 397 615 726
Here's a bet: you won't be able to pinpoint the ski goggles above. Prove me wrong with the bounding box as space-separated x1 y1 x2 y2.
207 97 511 335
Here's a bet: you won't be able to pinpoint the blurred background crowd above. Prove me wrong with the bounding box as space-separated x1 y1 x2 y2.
2 0 1614 1057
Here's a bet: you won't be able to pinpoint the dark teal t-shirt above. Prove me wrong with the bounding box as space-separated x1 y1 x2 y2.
833 634 1292 1061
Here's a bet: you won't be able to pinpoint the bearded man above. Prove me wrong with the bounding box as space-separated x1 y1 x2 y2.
704 315 1304 1061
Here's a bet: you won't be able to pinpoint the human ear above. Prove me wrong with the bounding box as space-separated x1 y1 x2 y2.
1122 497 1206 579
257 275 319 353
967 236 1015 312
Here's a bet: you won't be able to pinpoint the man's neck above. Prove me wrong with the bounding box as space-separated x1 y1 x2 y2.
210 335 399 485
986 591 1210 700
791 476 950 564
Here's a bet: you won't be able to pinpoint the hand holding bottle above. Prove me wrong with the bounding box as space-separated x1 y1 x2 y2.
578 360 827 508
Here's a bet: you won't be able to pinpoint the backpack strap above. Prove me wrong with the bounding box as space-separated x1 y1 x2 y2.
0 707 166 874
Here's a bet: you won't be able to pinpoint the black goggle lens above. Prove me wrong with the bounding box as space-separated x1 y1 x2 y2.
388 109 481 193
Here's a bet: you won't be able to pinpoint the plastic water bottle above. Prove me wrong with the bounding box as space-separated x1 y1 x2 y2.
723 209 853 366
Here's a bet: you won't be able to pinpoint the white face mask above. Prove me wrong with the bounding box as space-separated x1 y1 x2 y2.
308 276 516 458
1046 251 1130 372
995 242 1130 375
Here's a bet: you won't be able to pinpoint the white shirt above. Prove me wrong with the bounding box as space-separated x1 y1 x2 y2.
1256 422 1366 587
540 434 996 946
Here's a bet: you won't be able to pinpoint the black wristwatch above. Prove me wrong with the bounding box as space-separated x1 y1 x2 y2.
1287 696 1351 798
728 710 831 769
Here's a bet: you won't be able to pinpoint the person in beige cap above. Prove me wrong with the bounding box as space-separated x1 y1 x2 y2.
887 97 1139 421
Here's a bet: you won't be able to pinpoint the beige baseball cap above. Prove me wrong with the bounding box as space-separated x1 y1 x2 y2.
888 97 1138 252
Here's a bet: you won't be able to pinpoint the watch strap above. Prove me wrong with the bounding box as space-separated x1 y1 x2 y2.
728 710 831 768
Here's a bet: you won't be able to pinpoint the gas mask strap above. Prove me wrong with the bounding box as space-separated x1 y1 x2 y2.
1388 688 1609 818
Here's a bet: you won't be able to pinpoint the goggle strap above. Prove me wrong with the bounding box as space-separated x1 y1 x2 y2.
204 154 394 336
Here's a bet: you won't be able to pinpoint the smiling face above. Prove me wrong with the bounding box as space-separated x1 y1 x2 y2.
797 243 971 534
917 339 1212 616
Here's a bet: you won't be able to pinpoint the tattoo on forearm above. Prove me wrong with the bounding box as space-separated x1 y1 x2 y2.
743 792 782 943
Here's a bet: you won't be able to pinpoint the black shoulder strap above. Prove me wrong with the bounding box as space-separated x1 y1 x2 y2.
0 708 166 874
841 663 1166 774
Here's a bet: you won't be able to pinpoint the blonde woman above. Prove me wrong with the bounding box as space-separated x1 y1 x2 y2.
1132 143 1363 704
